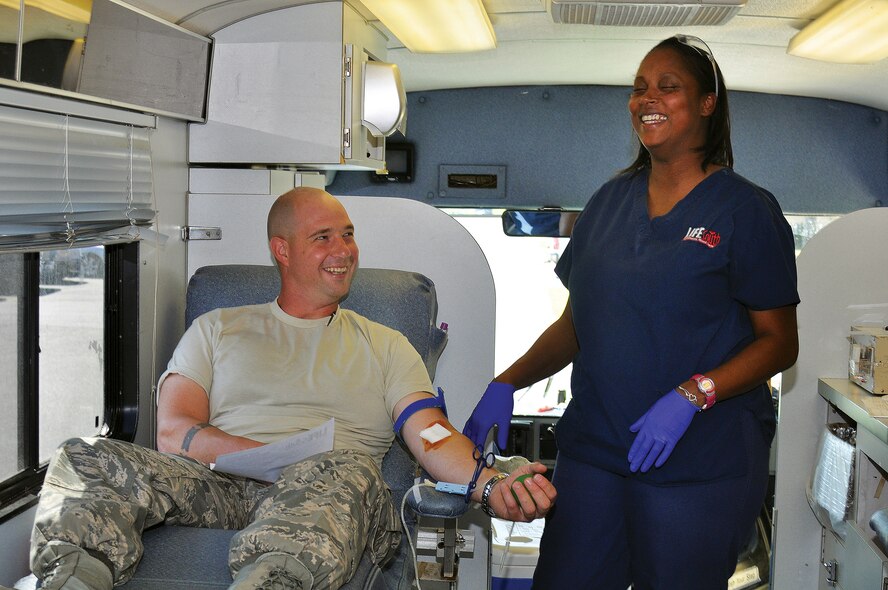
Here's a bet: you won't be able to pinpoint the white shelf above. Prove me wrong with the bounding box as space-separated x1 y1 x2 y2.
819 378 888 436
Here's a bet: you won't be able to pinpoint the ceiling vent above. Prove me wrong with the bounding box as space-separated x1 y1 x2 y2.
546 0 745 26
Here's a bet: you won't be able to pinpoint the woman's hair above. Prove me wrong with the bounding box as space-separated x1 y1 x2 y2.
624 36 733 174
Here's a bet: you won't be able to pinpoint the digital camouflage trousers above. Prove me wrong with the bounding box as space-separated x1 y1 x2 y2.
31 438 401 588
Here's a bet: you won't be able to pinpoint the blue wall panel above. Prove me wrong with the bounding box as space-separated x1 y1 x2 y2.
330 86 887 215
731 93 886 214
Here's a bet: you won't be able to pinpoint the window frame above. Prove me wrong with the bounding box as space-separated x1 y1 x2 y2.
0 242 140 521
103 243 141 438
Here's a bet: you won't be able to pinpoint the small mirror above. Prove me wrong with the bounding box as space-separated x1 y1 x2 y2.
0 4 22 80
20 0 91 90
502 210 578 238
3 0 209 120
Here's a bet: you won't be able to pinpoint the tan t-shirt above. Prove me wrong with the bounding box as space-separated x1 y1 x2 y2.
158 301 434 466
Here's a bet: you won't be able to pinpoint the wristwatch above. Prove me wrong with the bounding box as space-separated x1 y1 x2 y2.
691 374 717 410
481 473 508 517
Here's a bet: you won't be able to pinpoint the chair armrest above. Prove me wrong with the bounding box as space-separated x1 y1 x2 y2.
406 484 471 519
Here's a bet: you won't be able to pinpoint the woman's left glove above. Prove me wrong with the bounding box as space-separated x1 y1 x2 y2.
627 389 698 473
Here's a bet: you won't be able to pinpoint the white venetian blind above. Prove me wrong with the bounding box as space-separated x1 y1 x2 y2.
0 103 155 251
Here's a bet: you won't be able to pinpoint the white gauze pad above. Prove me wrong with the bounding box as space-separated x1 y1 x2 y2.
419 423 452 444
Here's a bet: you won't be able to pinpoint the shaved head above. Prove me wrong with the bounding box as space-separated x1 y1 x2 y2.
266 187 359 317
267 186 332 242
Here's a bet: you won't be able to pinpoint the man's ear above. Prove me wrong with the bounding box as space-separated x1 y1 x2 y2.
270 236 288 267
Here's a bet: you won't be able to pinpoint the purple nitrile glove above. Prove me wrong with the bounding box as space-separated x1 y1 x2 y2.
462 381 516 450
627 388 699 473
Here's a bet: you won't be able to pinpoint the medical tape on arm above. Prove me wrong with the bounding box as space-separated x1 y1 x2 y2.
393 396 445 441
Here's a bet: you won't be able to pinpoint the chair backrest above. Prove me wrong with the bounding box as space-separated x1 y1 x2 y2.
185 265 448 379
6 268 449 589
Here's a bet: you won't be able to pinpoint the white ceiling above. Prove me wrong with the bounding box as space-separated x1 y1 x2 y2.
125 0 888 111
8 0 888 111
386 0 888 113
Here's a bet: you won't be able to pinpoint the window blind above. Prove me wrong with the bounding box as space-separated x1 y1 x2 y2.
0 104 155 251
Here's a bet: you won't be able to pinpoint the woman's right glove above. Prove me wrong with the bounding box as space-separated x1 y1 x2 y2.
462 381 516 450
627 388 698 473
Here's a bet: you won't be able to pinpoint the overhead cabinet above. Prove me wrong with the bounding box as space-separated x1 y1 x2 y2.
189 1 404 170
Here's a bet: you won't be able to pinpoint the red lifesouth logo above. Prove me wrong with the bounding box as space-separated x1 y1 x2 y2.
683 226 721 248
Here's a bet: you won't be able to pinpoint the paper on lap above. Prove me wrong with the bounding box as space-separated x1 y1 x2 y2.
210 418 335 482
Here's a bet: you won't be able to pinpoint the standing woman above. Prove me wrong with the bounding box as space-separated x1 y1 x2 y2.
463 36 799 589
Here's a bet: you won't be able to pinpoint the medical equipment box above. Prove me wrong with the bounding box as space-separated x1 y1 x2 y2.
491 517 543 590
849 326 888 394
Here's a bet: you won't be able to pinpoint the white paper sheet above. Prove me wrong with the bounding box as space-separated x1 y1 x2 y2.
210 419 335 482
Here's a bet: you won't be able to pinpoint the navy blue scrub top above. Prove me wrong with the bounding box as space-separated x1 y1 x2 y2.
555 168 799 485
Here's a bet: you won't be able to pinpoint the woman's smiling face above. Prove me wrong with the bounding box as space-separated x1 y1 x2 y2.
628 46 715 161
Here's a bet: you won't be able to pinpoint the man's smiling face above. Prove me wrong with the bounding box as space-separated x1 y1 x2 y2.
277 190 359 316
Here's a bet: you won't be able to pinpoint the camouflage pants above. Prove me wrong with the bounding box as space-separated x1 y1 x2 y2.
31 438 401 588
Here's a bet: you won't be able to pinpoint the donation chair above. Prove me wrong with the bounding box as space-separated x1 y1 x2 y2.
17 264 452 590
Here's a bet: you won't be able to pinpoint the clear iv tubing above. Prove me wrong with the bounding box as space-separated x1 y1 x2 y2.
401 481 436 590
499 520 517 572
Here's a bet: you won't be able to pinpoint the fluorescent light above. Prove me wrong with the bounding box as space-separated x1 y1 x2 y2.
787 0 888 64
0 0 92 24
362 0 496 53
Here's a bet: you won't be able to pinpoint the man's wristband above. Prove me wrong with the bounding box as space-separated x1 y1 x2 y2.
480 473 508 517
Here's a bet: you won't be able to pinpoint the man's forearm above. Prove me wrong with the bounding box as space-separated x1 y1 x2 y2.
157 418 263 464
180 422 211 453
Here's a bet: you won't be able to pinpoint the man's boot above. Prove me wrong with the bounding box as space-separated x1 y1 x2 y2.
229 552 315 590
33 543 113 590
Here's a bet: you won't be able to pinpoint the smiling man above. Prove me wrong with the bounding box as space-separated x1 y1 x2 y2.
267 189 358 316
21 187 555 590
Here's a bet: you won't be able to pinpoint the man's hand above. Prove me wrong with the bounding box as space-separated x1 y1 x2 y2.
462 381 516 450
627 389 698 473
487 462 556 522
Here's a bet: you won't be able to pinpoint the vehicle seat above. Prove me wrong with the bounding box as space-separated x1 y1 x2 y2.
17 264 449 590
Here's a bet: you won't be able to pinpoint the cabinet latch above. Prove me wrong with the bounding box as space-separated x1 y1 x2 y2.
822 559 837 587
182 226 221 241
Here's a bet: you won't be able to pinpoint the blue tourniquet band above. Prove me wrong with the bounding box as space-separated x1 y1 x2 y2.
393 396 445 440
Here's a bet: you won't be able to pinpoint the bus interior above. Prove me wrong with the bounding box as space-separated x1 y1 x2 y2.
1 1 888 588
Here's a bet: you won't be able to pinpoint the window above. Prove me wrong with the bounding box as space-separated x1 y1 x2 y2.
0 244 138 519
786 214 840 256
446 209 572 416
0 102 151 519
37 247 106 459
